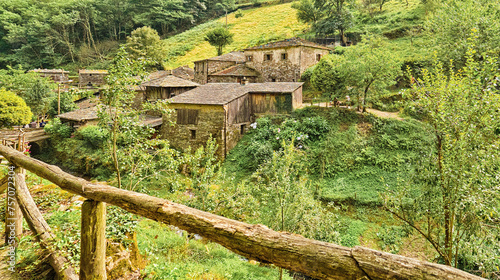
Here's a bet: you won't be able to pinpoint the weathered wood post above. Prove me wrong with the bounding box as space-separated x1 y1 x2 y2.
80 199 107 280
4 134 24 245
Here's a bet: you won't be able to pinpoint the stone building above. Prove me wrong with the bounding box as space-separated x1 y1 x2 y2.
161 82 303 157
243 37 331 82
78 69 109 88
30 69 69 83
193 52 246 84
193 38 330 84
141 75 199 102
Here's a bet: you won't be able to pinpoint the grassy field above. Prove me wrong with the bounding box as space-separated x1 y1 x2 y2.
164 2 309 68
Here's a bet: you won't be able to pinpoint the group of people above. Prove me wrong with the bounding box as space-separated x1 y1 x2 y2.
330 95 351 108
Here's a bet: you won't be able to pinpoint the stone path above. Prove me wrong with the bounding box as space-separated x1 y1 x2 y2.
303 102 404 121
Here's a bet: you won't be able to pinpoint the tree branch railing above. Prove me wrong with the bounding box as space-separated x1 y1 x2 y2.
0 144 485 280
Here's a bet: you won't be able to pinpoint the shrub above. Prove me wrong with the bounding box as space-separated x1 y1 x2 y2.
235 9 244 18
44 118 72 139
76 125 109 148
0 88 32 127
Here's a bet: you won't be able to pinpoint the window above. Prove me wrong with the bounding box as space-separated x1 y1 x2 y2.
281 53 288 60
316 54 322 61
176 109 199 125
271 78 276 82
240 124 246 135
264 54 272 61
246 55 253 62
190 129 196 139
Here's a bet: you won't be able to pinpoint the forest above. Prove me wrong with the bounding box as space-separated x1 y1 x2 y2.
0 0 499 279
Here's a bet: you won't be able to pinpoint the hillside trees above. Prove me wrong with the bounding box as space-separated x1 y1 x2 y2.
311 36 401 111
126 26 166 68
292 0 353 44
0 89 32 127
204 27 234 56
384 39 500 271
427 0 500 67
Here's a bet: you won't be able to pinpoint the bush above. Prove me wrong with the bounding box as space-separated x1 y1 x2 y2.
44 118 73 139
75 125 109 148
0 88 32 127
235 9 244 18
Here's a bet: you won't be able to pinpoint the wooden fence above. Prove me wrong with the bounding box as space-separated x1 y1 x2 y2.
0 144 485 280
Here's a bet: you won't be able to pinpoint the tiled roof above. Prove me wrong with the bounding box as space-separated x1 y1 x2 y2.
31 69 69 74
194 51 246 63
171 66 195 80
57 106 99 122
79 69 109 74
244 37 331 51
169 82 303 105
210 64 259 77
141 75 199 88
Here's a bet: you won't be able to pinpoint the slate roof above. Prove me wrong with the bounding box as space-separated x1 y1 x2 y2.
244 37 331 51
79 69 108 74
171 66 195 80
210 64 259 77
57 106 99 122
31 69 69 74
141 75 199 88
194 51 246 63
169 82 303 105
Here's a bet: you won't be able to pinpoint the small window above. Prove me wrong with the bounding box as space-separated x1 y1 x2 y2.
281 53 288 60
265 54 272 61
240 124 246 135
271 78 276 82
316 54 322 61
190 129 196 139
246 55 253 62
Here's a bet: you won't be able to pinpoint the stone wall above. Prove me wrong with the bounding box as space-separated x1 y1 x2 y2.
194 60 238 84
207 75 258 83
299 47 329 74
162 104 226 157
245 47 302 82
79 73 108 88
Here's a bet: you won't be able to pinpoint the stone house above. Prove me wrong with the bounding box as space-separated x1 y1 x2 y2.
161 82 303 157
243 37 331 82
193 38 330 84
30 69 69 83
193 52 246 84
79 70 108 88
141 75 199 102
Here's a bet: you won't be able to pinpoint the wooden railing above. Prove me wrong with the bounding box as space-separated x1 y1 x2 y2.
0 144 485 280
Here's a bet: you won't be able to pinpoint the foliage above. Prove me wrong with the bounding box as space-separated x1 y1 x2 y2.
234 9 244 18
106 206 139 243
75 125 109 148
292 0 354 43
250 141 340 242
384 39 500 270
0 0 232 68
126 26 166 68
47 90 78 117
204 27 234 56
44 118 73 139
0 88 32 127
311 36 402 111
426 0 500 68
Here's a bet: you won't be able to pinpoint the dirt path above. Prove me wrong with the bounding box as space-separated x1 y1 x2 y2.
365 108 403 120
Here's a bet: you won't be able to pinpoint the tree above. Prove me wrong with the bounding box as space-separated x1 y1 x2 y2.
204 27 234 56
311 36 402 111
47 90 78 117
0 88 32 127
292 0 353 44
384 38 500 270
426 0 500 68
126 26 166 68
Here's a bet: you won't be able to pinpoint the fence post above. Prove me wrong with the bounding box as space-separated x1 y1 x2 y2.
80 199 107 280
4 135 25 245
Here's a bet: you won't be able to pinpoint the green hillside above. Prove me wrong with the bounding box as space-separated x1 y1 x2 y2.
163 0 429 69
164 2 309 68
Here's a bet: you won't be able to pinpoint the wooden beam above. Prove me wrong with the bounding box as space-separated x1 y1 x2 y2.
13 166 78 280
0 175 7 194
4 166 22 246
0 145 485 280
80 200 107 280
